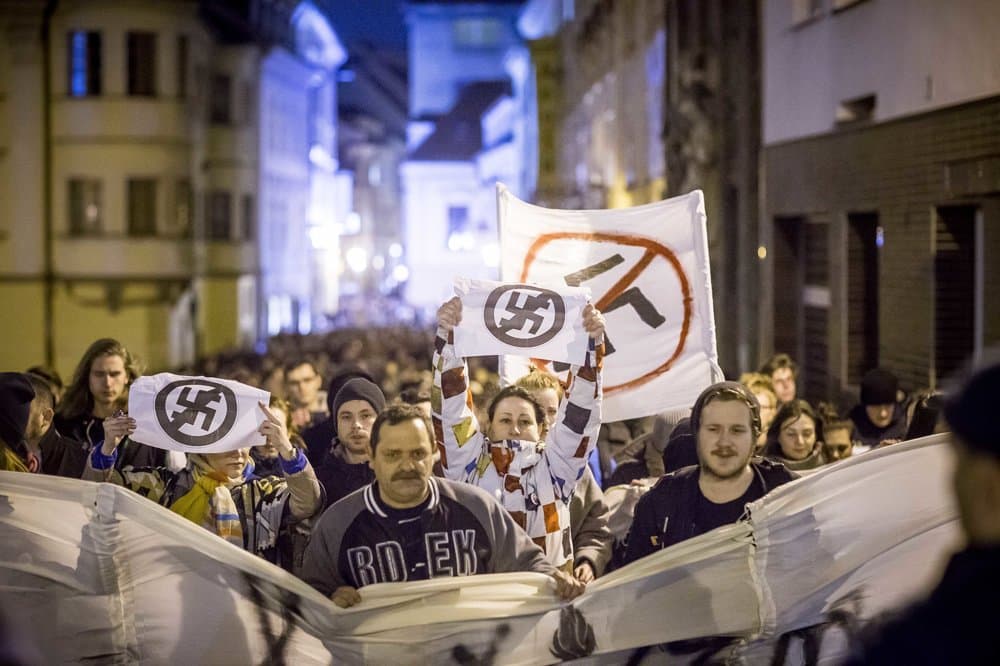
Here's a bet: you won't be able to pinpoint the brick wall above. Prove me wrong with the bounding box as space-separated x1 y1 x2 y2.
761 95 1000 405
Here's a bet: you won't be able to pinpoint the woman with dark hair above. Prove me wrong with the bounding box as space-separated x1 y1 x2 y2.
433 297 605 571
54 338 168 475
763 399 827 471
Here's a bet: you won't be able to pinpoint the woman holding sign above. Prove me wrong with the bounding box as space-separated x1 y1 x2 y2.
83 399 322 574
434 296 605 572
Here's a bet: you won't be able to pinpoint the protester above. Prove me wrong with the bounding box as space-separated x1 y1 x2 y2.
762 399 827 471
433 297 605 571
26 365 64 406
300 404 583 607
301 367 376 467
818 403 853 462
284 360 327 429
740 372 777 453
83 402 322 572
515 369 612 581
846 355 1000 664
0 372 35 473
54 338 167 475
313 377 385 509
624 382 797 563
760 353 798 405
849 368 908 452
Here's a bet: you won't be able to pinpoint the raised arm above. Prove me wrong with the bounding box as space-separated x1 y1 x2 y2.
432 297 487 481
543 303 605 503
258 402 321 519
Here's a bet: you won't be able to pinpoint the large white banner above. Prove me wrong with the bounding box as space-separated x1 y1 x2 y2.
0 436 959 664
497 184 721 422
128 373 269 453
453 277 592 364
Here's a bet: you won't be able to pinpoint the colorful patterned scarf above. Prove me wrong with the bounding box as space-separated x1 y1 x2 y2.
170 454 245 547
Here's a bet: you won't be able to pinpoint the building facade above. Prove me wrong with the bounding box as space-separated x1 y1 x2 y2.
0 0 347 374
760 0 1000 403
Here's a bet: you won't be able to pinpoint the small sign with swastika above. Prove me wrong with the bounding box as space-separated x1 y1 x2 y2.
452 277 591 364
128 373 270 453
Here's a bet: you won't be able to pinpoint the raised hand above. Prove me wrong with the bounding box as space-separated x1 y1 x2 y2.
257 401 294 459
437 296 463 332
101 413 136 456
582 303 606 340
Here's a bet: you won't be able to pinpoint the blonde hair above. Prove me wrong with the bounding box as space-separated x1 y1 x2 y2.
514 369 564 399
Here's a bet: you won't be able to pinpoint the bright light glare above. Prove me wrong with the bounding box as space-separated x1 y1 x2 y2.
346 247 368 273
447 231 475 252
481 242 500 267
372 254 385 270
392 264 410 282
388 242 403 258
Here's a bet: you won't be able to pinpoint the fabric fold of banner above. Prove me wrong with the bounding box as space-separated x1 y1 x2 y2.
496 183 721 422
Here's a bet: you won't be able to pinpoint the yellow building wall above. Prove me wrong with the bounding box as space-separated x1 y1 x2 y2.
198 277 241 358
51 285 175 377
0 282 46 371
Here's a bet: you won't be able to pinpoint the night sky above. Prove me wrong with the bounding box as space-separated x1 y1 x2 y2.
322 0 408 51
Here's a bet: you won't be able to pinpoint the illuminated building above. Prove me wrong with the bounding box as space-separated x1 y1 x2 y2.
0 0 346 372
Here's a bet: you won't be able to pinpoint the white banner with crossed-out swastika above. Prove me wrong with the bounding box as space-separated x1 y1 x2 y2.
452 277 592 365
497 184 722 422
128 373 270 453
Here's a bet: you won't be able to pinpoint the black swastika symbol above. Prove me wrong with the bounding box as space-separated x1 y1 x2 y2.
155 379 239 447
484 284 566 348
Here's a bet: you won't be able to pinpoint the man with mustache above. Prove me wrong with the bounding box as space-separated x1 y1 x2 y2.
623 382 797 563
301 404 584 608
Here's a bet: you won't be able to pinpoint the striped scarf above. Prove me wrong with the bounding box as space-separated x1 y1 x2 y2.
170 454 244 548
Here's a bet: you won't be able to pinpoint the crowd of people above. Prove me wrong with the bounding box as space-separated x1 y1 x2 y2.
1 303 994 662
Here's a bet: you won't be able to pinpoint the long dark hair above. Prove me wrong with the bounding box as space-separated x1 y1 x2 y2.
58 338 143 420
764 399 824 458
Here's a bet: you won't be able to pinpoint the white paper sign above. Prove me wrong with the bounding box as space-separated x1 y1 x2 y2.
127 373 269 453
452 277 592 364
497 183 722 421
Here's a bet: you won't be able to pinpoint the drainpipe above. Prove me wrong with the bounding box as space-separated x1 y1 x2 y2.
41 0 59 367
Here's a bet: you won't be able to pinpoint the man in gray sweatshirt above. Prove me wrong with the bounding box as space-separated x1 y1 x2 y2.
301 403 585 608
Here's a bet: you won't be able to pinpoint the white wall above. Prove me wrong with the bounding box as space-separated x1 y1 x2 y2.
401 161 496 308
763 0 1000 145
407 4 522 118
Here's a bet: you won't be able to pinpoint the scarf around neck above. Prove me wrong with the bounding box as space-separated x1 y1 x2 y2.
170 454 250 547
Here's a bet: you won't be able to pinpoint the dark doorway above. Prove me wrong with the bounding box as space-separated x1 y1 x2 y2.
772 217 804 371
934 205 977 384
847 213 879 385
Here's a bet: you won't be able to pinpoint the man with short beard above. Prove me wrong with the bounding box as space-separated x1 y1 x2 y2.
623 382 797 563
313 377 385 509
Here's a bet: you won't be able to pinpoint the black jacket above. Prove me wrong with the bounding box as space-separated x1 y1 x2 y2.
314 445 375 510
848 403 908 448
38 427 89 478
623 459 797 564
53 413 167 475
847 545 1000 665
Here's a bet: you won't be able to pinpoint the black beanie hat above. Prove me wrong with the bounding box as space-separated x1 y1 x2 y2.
332 378 386 424
944 360 1000 457
325 367 376 415
861 368 899 406
0 372 36 447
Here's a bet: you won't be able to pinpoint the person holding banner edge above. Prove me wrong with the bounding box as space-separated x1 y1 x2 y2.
433 296 605 573
624 381 797 563
84 400 322 573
